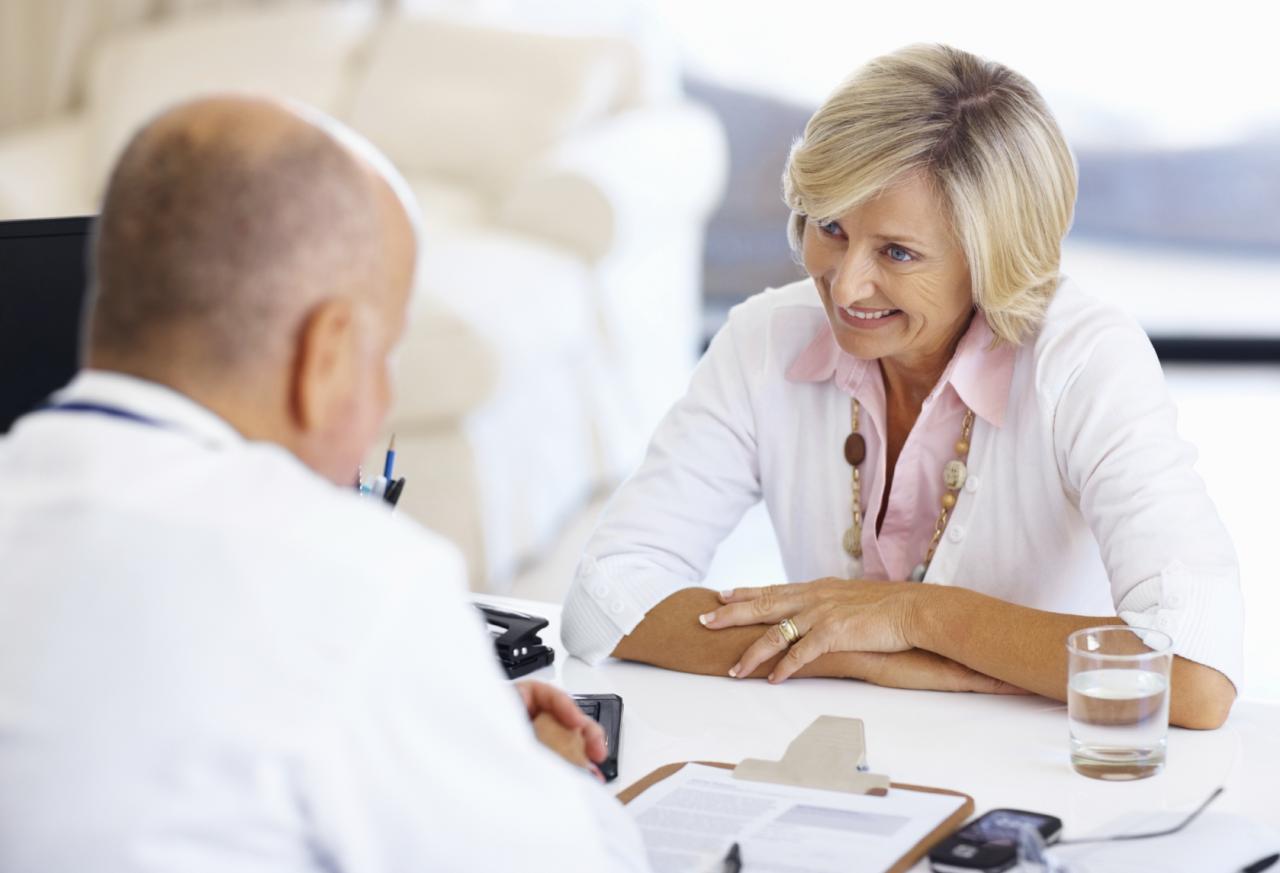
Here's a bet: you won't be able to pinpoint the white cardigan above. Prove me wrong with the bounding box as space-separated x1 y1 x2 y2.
562 278 1244 691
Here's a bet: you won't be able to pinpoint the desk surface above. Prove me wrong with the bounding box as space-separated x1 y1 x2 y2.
482 594 1280 869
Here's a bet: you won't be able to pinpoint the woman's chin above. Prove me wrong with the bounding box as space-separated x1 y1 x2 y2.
830 321 900 360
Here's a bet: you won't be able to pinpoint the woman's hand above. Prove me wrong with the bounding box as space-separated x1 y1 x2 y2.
700 580 1024 693
699 578 921 682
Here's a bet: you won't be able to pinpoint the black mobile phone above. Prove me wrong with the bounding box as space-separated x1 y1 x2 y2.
928 808 1063 873
572 693 622 782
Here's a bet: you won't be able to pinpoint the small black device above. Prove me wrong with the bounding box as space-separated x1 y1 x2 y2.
572 693 622 782
475 603 555 678
928 808 1063 873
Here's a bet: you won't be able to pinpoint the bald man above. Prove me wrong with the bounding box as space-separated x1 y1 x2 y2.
0 98 648 873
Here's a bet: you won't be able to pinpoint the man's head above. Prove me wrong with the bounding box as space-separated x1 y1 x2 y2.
87 96 418 483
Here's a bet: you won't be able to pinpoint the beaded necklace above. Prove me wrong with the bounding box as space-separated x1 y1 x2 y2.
841 397 975 581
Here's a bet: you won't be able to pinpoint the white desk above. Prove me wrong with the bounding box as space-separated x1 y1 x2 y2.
481 594 1280 869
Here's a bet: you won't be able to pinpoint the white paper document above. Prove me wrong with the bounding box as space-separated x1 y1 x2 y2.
1052 811 1280 873
626 763 966 873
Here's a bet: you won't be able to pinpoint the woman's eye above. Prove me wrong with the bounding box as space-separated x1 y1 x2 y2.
885 245 914 263
816 219 844 238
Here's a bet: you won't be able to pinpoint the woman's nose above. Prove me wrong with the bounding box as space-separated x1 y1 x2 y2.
827 251 877 308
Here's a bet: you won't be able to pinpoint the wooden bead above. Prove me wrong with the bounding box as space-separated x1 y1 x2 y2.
954 439 969 455
844 433 866 466
943 459 968 490
941 492 957 509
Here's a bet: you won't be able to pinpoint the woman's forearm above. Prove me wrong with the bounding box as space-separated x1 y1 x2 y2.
612 588 786 678
905 585 1236 729
613 588 1021 692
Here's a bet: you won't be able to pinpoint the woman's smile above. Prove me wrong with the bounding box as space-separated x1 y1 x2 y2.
836 305 903 330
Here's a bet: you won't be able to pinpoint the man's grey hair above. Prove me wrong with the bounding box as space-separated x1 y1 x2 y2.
87 95 422 371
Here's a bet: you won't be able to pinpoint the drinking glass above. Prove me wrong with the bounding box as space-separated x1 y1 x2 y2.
1066 625 1173 780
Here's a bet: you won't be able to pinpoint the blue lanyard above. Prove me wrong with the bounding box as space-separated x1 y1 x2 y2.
40 400 399 503
37 401 166 429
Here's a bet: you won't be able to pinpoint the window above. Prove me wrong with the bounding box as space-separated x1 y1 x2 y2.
660 0 1280 348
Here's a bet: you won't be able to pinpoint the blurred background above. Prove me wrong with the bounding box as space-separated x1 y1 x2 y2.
1 0 1276 697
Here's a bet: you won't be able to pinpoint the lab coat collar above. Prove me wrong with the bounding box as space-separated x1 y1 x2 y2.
50 369 246 448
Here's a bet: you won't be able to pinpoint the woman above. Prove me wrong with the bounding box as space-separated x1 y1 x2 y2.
561 44 1241 729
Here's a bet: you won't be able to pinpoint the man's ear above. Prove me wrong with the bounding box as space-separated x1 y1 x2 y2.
289 298 359 433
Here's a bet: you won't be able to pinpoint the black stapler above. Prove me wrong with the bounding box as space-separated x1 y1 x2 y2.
475 603 556 678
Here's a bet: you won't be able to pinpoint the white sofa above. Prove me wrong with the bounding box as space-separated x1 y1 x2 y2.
0 2 728 590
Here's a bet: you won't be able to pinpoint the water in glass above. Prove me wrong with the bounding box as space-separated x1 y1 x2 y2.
1068 667 1169 780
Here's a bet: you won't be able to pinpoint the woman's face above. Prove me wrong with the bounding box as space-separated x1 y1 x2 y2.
801 171 974 372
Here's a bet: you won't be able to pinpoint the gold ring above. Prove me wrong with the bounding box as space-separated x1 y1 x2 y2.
778 617 801 645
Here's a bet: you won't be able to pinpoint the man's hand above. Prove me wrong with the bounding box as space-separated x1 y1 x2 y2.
516 680 607 779
531 713 593 768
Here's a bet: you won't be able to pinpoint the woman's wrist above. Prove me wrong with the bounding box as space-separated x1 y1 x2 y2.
902 583 964 653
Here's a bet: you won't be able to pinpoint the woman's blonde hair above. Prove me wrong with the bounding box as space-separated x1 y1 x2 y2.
784 44 1077 344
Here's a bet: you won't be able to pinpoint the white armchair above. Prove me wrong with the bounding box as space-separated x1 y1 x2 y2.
0 2 728 591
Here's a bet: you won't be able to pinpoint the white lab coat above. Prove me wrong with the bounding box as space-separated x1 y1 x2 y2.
0 371 648 873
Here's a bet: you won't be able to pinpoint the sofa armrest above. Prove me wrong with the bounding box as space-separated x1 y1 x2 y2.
0 115 94 220
495 102 728 261
387 296 499 426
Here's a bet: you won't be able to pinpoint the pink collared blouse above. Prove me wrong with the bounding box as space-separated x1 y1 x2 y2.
784 311 1015 581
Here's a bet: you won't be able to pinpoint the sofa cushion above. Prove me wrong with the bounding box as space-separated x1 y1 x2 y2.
0 116 95 220
388 226 594 424
399 0 681 107
347 15 631 194
418 227 594 353
407 176 487 237
390 295 497 424
84 3 376 195
387 227 601 588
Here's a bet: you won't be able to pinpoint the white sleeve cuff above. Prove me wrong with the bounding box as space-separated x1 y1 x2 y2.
1115 559 1244 692
560 554 695 665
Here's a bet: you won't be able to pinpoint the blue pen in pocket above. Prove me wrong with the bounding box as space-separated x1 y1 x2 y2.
383 434 396 479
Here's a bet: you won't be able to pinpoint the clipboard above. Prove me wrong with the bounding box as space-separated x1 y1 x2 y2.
618 716 973 873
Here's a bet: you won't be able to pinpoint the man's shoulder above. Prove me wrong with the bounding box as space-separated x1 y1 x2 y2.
172 444 471 668
242 459 488 724
199 441 465 587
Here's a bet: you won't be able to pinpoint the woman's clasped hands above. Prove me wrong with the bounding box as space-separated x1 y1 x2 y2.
699 578 916 680
697 578 1024 695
